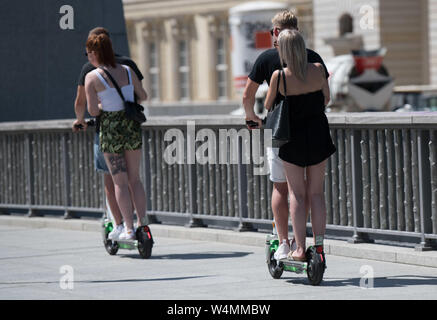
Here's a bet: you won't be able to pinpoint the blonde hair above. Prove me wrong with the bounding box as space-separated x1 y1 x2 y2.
271 10 298 29
278 29 308 82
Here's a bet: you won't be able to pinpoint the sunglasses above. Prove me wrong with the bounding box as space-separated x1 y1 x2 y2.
270 27 281 37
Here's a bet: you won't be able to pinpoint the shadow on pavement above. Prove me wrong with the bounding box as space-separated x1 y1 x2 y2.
120 251 253 260
285 275 437 288
0 275 212 286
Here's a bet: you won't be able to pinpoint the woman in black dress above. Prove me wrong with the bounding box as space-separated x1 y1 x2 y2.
264 29 336 261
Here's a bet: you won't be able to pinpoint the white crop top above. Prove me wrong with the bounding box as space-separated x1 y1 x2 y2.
93 65 134 112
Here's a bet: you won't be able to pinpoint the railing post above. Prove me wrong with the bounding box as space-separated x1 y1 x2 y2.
142 129 158 224
61 132 72 219
416 129 433 251
349 129 373 244
237 134 253 232
185 121 203 228
25 133 36 217
430 129 437 235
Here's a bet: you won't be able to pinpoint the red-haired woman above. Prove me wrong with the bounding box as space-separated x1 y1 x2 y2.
84 33 148 240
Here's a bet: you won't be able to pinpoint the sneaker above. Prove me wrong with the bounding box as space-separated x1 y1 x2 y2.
274 241 290 261
119 229 135 240
108 224 124 240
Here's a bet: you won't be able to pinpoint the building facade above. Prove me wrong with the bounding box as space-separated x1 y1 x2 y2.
313 0 437 86
123 0 437 104
0 0 129 122
122 0 313 104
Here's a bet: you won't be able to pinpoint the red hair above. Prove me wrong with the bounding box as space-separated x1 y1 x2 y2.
86 33 116 67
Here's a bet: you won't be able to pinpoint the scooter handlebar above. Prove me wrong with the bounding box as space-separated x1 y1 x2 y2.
74 119 95 130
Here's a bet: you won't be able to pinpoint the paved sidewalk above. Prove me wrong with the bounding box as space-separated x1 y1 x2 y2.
1 222 437 300
1 216 437 268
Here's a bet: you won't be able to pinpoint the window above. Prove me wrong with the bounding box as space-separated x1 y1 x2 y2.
148 42 160 101
216 37 228 100
339 13 353 36
178 40 190 100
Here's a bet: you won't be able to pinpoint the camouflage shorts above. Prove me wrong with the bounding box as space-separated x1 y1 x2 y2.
99 111 142 154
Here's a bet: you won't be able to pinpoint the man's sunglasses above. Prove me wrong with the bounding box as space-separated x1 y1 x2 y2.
270 27 281 37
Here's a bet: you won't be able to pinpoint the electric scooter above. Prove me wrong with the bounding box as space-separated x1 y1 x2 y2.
101 212 154 259
74 119 154 259
265 222 326 285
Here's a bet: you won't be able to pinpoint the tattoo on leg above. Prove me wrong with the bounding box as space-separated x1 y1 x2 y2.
108 154 127 176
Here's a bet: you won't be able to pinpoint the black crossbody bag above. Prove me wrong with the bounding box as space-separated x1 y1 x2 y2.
264 69 291 147
98 67 147 124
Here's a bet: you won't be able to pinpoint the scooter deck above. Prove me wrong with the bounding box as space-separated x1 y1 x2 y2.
280 258 308 274
115 239 139 250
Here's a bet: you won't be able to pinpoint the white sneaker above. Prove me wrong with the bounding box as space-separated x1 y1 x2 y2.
274 241 291 261
119 229 135 240
108 224 124 240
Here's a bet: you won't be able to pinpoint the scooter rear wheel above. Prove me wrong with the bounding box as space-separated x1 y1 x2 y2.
136 226 154 259
306 246 325 286
268 250 284 279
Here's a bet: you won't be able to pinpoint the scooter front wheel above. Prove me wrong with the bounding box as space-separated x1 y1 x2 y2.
102 220 119 255
268 250 284 279
104 239 119 255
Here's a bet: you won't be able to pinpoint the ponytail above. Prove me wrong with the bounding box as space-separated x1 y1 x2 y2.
86 33 116 67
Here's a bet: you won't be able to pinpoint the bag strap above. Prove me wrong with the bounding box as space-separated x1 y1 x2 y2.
98 67 126 103
271 70 282 112
281 69 287 95
276 69 281 96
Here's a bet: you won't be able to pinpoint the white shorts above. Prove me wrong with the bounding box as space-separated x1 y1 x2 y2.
266 147 287 183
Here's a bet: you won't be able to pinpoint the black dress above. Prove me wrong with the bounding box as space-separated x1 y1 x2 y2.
278 90 336 167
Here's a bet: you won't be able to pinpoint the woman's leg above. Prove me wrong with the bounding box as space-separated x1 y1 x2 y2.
271 182 290 244
306 160 328 243
124 149 147 226
282 161 306 259
104 152 134 231
103 173 124 226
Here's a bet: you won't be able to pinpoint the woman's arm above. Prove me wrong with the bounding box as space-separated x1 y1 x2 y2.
84 73 101 117
321 76 330 106
72 85 87 132
242 78 262 128
129 67 148 102
315 63 330 106
264 70 279 111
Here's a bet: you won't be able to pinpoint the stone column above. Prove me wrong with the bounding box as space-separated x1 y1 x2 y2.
134 21 148 78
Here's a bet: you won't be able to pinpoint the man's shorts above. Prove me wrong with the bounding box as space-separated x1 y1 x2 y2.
266 147 287 183
94 133 110 174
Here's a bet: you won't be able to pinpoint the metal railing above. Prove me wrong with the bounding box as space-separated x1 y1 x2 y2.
0 113 436 250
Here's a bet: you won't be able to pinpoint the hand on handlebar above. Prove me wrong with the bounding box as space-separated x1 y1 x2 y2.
73 119 95 132
245 114 263 130
73 119 87 132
